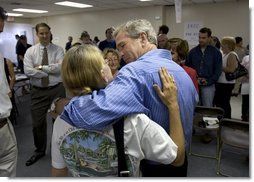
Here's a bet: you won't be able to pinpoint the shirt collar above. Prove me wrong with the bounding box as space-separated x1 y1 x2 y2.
138 48 172 61
39 43 50 50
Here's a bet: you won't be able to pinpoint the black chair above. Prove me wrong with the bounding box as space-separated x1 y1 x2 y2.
217 118 249 176
189 106 224 159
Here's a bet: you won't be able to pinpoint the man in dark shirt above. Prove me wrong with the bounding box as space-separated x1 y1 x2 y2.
16 35 32 73
186 27 222 107
65 36 72 52
98 27 116 51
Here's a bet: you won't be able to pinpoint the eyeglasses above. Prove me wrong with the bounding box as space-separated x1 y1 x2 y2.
104 58 118 65
105 59 113 65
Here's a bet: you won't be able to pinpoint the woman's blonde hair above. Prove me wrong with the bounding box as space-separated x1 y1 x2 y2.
221 36 236 51
61 45 105 96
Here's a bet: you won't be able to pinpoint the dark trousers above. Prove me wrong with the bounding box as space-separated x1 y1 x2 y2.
140 153 188 177
9 90 17 125
30 83 65 154
214 83 234 118
17 59 24 73
242 94 249 121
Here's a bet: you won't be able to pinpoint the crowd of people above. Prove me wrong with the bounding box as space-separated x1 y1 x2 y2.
0 5 249 177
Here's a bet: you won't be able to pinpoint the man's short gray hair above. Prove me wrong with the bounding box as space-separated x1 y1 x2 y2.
113 19 157 45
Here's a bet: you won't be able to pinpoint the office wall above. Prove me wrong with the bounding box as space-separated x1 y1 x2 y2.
30 6 164 49
0 23 34 64
3 0 249 52
164 1 249 48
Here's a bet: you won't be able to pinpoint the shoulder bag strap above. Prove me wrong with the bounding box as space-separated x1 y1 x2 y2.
113 117 129 177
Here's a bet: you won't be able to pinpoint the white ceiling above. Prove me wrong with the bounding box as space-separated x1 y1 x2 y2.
0 0 244 18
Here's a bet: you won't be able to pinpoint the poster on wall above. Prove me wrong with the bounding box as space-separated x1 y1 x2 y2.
184 21 203 46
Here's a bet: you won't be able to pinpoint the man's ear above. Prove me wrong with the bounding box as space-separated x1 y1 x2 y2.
140 32 147 40
140 32 148 46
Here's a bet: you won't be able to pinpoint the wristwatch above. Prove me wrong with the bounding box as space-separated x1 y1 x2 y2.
50 97 62 113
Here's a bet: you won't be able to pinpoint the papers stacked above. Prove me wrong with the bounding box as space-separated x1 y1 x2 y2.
203 117 219 129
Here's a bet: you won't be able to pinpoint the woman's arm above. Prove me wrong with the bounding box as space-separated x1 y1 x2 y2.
52 167 68 177
50 98 70 119
224 53 238 73
153 67 185 167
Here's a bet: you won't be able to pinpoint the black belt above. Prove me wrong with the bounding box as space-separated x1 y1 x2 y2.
32 83 61 90
0 118 8 128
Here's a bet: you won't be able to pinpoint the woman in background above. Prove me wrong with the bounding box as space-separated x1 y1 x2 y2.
103 48 121 78
214 37 238 118
240 54 249 121
164 39 199 93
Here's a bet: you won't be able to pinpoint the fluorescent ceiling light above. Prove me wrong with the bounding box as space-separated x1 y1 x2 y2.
55 1 93 8
13 8 48 13
7 13 23 17
139 0 153 2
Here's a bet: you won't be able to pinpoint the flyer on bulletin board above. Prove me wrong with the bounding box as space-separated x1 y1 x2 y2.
184 21 203 46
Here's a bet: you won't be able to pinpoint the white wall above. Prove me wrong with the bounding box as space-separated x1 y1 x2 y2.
31 6 164 49
2 1 249 57
164 1 249 48
0 23 34 64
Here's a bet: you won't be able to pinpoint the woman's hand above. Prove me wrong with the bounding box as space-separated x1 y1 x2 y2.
154 67 185 166
153 67 177 108
50 98 70 119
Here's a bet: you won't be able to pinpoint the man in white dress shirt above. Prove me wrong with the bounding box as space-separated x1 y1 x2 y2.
24 22 65 166
0 6 18 177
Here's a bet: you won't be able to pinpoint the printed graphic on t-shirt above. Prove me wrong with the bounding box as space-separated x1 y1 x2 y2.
59 129 135 177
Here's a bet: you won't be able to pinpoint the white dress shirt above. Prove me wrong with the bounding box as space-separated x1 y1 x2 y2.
0 53 12 118
24 43 64 87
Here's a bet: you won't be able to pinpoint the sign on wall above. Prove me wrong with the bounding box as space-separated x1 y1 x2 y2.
184 21 203 46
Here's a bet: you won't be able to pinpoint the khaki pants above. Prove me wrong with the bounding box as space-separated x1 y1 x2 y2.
0 119 18 177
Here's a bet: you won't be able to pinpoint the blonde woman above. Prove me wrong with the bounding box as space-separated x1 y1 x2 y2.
51 45 185 177
214 37 238 118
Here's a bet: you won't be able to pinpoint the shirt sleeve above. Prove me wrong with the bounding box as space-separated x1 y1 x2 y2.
51 117 67 169
207 50 222 85
61 66 150 130
42 46 64 74
124 114 177 164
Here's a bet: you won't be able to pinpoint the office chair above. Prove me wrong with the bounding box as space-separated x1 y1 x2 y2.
217 118 249 176
189 106 224 159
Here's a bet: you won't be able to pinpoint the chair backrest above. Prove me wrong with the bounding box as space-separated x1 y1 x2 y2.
193 106 225 128
219 118 249 149
195 106 224 119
